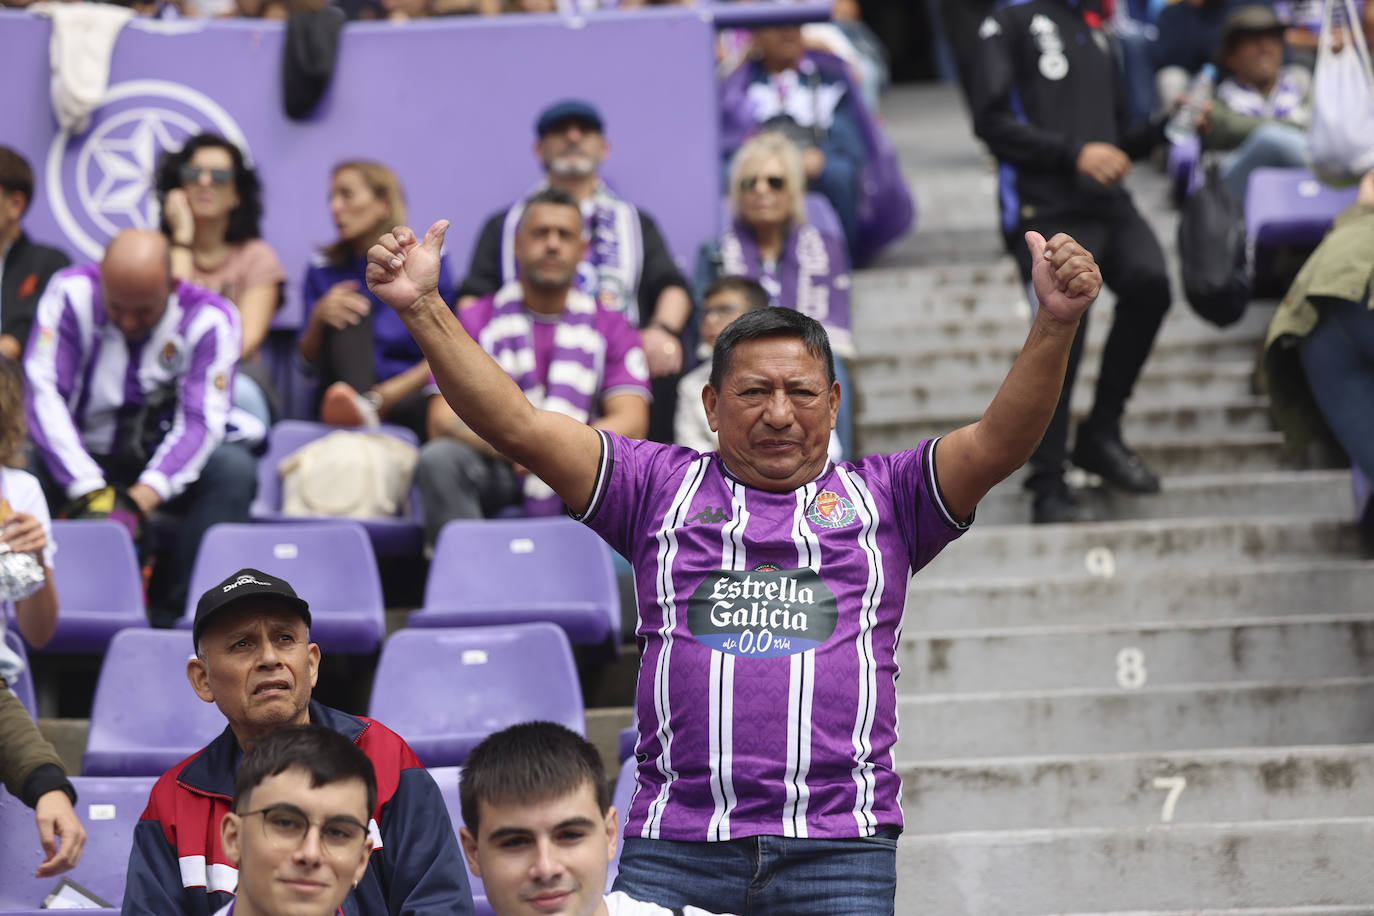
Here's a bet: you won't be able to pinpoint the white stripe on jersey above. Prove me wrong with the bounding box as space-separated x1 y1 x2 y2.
707 479 749 841
837 466 884 836
643 455 711 839
783 482 821 837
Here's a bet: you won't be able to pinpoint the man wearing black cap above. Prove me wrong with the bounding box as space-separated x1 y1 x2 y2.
455 99 692 442
121 568 474 916
1200 4 1311 203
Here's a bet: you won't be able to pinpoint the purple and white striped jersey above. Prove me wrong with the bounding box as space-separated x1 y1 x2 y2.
24 265 241 502
578 432 969 842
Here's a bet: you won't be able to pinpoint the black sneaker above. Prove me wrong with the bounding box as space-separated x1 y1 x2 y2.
1072 432 1161 494
1031 482 1093 524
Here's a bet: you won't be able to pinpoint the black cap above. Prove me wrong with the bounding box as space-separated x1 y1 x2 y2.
1220 4 1285 51
535 99 604 137
193 568 311 646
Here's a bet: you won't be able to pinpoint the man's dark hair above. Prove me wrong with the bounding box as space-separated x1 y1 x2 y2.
0 147 35 215
710 306 835 390
518 186 583 231
703 276 770 314
154 134 265 244
232 725 378 817
459 721 608 833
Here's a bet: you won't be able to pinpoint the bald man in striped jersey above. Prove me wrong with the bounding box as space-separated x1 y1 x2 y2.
366 219 1102 915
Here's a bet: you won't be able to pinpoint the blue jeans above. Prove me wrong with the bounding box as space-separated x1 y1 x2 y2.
613 831 898 916
1299 296 1374 481
1221 121 1309 206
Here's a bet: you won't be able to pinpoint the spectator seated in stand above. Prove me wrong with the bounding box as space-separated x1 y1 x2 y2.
416 188 650 548
1199 4 1312 204
123 567 474 915
0 688 86 884
803 0 892 113
719 25 867 262
695 132 854 458
155 133 285 441
1151 0 1251 119
24 230 255 627
1265 169 1374 501
455 99 691 443
298 161 455 441
0 357 59 680
0 147 70 363
459 721 731 916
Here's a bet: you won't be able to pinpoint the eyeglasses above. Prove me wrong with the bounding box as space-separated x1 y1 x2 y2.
703 301 749 319
180 165 234 186
739 175 786 192
240 804 368 856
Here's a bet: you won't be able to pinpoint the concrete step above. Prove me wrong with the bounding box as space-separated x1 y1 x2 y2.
899 745 1374 834
971 470 1350 526
898 677 1374 760
904 560 1374 630
896 817 1374 914
897 614 1374 695
919 514 1361 581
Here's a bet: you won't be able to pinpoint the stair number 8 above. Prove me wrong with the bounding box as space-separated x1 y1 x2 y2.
1116 647 1147 689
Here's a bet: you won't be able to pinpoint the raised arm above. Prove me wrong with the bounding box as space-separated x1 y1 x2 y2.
367 222 603 514
934 232 1102 520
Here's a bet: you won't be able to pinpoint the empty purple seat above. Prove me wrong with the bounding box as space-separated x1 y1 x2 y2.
369 624 584 767
1246 168 1360 249
178 522 384 654
410 518 620 654
252 420 424 557
608 754 638 889
38 520 146 654
82 629 228 777
3 628 36 718
0 775 155 910
428 766 494 916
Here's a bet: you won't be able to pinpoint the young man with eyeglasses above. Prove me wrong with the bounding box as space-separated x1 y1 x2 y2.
217 725 375 916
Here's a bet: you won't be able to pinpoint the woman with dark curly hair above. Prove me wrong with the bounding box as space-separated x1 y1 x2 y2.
155 133 285 426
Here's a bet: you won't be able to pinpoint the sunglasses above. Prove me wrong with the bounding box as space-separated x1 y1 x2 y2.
740 175 786 192
180 165 234 186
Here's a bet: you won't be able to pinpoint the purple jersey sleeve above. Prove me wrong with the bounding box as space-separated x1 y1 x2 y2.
882 437 973 572
575 430 694 558
597 309 651 405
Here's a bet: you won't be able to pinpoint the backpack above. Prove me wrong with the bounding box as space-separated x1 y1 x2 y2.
1178 165 1251 327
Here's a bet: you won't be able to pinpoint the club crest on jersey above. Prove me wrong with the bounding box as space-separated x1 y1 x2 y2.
158 342 182 371
806 490 857 529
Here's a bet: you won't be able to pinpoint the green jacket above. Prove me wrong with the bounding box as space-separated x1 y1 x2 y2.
0 686 72 807
1264 202 1374 452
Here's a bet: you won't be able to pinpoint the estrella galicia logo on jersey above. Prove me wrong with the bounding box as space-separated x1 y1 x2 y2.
806 490 857 529
687 568 838 658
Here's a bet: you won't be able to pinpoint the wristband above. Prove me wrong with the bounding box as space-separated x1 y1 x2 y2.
649 320 682 339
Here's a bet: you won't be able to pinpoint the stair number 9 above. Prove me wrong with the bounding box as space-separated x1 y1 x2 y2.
1116 647 1147 689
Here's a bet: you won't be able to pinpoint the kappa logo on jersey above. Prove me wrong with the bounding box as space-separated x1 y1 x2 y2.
806 489 857 529
688 567 839 658
979 16 1001 39
686 505 729 525
1029 13 1070 81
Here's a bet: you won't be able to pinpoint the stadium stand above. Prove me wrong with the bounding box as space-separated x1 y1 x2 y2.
38 521 146 655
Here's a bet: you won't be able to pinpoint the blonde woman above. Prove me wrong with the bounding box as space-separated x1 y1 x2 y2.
298 161 455 437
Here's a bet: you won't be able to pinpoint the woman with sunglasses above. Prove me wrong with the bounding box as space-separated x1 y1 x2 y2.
156 134 284 429
696 131 856 458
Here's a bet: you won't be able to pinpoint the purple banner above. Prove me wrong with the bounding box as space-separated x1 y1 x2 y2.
0 8 719 326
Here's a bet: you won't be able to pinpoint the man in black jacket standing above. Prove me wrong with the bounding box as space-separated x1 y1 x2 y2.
0 148 70 361
969 0 1170 523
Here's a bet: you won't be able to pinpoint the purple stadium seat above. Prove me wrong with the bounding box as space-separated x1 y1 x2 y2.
618 724 637 765
428 766 494 916
369 624 584 767
0 775 155 910
81 629 228 777
178 522 384 654
410 518 620 654
1167 134 1202 204
608 754 638 890
3 628 36 718
251 420 424 557
38 520 146 654
1245 168 1360 249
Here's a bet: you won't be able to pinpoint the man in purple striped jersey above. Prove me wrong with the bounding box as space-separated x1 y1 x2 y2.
24 229 256 625
366 219 1102 915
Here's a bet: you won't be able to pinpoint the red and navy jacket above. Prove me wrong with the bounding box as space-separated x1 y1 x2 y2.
121 701 474 916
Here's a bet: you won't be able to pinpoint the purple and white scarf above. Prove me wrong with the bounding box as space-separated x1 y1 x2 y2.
1216 66 1312 126
719 220 854 357
499 183 644 323
478 282 605 515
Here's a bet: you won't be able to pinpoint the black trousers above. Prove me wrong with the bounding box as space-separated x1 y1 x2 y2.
1006 194 1172 491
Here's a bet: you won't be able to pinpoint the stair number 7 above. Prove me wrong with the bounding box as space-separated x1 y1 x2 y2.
1153 776 1186 823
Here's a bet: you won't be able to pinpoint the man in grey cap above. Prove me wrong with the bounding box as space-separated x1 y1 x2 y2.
452 98 692 442
121 567 474 916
